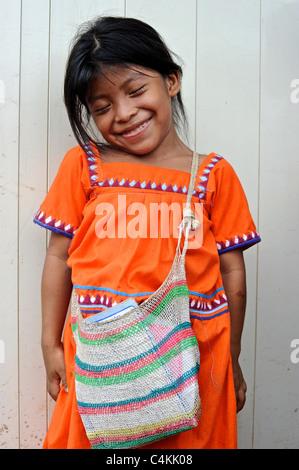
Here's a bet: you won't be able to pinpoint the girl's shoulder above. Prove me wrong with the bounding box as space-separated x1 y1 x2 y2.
59 144 90 166
55 145 96 192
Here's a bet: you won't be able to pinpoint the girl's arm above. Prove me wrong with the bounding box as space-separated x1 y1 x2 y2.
220 248 247 412
41 232 73 401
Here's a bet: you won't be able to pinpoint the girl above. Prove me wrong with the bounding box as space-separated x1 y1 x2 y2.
34 16 261 449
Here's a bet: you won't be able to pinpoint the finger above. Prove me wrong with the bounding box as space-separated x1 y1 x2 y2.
236 383 247 413
237 396 246 412
47 378 60 401
58 367 68 394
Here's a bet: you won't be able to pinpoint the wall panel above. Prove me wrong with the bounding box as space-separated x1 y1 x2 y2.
196 0 261 449
46 0 125 423
48 0 125 183
255 0 299 449
0 0 299 450
18 0 50 448
0 0 21 449
126 0 197 146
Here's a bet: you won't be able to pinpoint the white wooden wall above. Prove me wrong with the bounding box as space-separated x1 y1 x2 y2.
0 0 298 449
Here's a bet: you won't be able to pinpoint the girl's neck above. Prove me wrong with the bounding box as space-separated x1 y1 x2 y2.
99 134 194 171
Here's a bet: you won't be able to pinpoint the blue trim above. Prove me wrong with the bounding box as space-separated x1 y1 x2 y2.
218 237 261 254
189 286 224 299
189 303 228 316
190 308 229 321
74 285 154 297
79 303 108 309
81 309 106 314
80 304 109 311
33 218 73 239
75 284 226 300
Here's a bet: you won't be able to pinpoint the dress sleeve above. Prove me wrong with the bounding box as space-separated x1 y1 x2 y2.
33 146 91 238
209 158 261 254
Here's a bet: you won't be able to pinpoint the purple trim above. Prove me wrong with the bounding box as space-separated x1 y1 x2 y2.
219 236 261 254
84 149 224 202
196 155 223 202
190 308 229 321
33 217 73 239
33 208 76 238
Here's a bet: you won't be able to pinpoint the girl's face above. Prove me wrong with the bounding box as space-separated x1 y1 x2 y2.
86 65 180 156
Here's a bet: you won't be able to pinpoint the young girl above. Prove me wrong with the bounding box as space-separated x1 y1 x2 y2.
34 16 261 449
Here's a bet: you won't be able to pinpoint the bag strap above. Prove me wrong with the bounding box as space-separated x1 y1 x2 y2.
177 151 200 258
185 151 200 220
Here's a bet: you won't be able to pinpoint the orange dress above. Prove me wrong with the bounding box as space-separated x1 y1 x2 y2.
34 145 260 449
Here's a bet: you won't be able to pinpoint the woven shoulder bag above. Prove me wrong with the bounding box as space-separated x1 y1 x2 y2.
71 151 201 449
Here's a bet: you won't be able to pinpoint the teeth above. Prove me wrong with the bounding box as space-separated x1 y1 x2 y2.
122 120 149 136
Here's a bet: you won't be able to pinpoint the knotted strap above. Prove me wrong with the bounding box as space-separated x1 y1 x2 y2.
177 151 200 258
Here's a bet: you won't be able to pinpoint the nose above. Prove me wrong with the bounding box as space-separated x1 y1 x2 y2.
114 98 137 123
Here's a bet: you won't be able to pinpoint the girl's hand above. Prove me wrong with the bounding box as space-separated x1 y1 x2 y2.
232 359 247 413
220 249 247 413
42 342 68 401
41 232 72 401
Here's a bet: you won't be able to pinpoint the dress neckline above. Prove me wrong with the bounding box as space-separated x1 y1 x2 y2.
101 153 214 176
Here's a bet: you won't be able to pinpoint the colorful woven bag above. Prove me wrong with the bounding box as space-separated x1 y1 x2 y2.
71 152 201 449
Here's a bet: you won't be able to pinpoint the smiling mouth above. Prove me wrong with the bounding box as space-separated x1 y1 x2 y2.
120 118 152 139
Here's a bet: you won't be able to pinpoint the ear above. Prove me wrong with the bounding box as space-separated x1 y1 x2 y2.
165 71 181 98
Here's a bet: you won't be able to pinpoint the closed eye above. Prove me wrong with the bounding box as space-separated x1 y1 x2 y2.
129 86 145 96
94 104 110 114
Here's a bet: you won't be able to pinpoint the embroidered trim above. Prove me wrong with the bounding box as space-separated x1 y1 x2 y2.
217 230 261 254
74 288 152 315
196 155 223 201
74 285 228 320
85 146 101 183
190 309 229 321
84 147 223 202
189 289 228 320
74 285 153 297
78 293 116 313
97 177 198 197
33 209 76 238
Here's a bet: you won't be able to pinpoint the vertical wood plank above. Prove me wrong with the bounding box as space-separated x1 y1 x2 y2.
196 0 261 449
126 0 197 147
2 0 298 450
48 0 125 185
255 0 299 449
46 0 125 423
0 0 21 449
18 0 50 448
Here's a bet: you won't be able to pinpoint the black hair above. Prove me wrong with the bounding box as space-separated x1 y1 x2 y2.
64 16 188 152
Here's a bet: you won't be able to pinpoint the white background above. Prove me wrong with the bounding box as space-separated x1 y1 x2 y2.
0 0 298 449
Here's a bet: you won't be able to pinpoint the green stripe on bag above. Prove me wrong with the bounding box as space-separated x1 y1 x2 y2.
74 284 189 346
75 336 198 386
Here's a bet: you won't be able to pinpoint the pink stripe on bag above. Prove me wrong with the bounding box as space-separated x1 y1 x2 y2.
79 374 198 417
75 327 194 378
